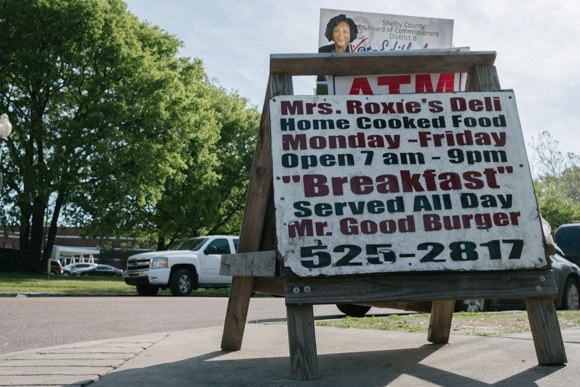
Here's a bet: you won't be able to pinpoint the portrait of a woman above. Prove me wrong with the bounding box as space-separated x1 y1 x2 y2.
318 14 359 53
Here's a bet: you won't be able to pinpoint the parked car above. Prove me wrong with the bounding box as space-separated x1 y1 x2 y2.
336 253 580 316
73 264 123 277
50 259 63 276
555 223 580 266
124 235 238 296
62 262 97 276
457 253 580 312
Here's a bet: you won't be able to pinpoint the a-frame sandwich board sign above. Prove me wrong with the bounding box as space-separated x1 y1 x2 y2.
219 50 567 380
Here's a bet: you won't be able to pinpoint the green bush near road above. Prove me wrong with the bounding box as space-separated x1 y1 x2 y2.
0 272 230 296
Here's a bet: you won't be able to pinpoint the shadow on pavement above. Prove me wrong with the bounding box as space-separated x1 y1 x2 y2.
95 343 564 386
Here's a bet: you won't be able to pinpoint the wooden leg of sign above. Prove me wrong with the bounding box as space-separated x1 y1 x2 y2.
221 77 282 351
221 276 254 351
427 300 455 344
286 304 319 380
525 296 567 364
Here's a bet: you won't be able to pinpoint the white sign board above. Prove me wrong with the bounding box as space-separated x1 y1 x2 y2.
270 92 546 277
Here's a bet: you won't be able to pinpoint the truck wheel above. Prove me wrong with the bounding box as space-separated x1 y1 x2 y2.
336 304 371 317
170 269 193 296
464 299 489 313
136 285 159 296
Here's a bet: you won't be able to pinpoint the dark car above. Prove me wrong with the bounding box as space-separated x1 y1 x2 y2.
336 253 580 316
555 223 580 266
62 262 97 276
73 264 123 277
459 252 580 312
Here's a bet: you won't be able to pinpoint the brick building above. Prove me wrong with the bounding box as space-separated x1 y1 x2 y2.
0 227 150 269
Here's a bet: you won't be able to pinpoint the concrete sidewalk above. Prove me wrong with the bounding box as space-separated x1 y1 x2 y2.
1 324 579 387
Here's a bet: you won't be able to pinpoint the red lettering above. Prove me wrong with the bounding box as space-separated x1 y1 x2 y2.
281 101 303 115
439 172 462 191
282 134 306 150
347 100 363 114
361 220 377 234
450 97 466 112
379 219 397 233
376 175 400 193
377 75 412 94
463 171 484 189
318 103 333 114
381 102 396 114
415 74 435 93
474 213 492 230
398 216 416 233
424 214 442 231
340 218 359 235
483 168 500 188
288 220 313 237
331 176 348 196
435 73 455 92
423 170 437 191
304 175 329 197
401 170 425 192
349 78 374 95
493 212 509 226
350 176 374 195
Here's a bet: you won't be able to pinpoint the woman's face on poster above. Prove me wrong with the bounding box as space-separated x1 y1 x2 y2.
332 21 350 51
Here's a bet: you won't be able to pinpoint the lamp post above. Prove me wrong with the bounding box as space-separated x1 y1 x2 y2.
0 114 13 191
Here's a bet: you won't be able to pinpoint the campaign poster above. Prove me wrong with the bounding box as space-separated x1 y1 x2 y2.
317 9 465 96
318 9 453 53
270 92 546 277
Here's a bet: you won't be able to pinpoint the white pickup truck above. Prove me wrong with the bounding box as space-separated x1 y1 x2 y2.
124 235 238 296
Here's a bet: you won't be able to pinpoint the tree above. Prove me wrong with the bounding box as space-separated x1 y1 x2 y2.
205 89 259 237
535 181 580 229
72 69 259 250
0 0 214 272
531 131 580 229
145 87 259 249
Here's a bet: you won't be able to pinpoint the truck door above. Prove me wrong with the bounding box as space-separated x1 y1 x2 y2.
200 238 232 284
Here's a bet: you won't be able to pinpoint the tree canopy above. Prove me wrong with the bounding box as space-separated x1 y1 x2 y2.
0 0 259 272
531 131 580 229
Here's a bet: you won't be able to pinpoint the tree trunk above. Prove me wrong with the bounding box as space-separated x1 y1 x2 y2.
157 237 166 251
18 200 46 273
30 200 46 269
42 189 65 270
18 211 32 272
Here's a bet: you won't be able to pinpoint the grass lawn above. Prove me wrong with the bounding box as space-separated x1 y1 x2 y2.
316 310 580 336
0 272 231 296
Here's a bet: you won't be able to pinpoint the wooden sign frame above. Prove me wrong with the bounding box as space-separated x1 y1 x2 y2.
219 50 566 380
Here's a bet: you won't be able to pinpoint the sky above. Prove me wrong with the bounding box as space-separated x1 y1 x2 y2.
122 0 580 172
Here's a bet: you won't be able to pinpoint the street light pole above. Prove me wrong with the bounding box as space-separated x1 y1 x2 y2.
0 114 13 192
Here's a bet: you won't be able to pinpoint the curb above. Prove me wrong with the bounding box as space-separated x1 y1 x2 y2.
0 292 135 297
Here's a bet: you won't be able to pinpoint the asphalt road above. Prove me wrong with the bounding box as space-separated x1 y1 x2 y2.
0 296 398 354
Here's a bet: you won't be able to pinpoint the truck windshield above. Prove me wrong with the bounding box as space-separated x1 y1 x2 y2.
173 237 208 251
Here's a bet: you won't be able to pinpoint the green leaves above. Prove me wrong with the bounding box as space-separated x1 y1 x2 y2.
531 131 580 229
0 0 258 271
